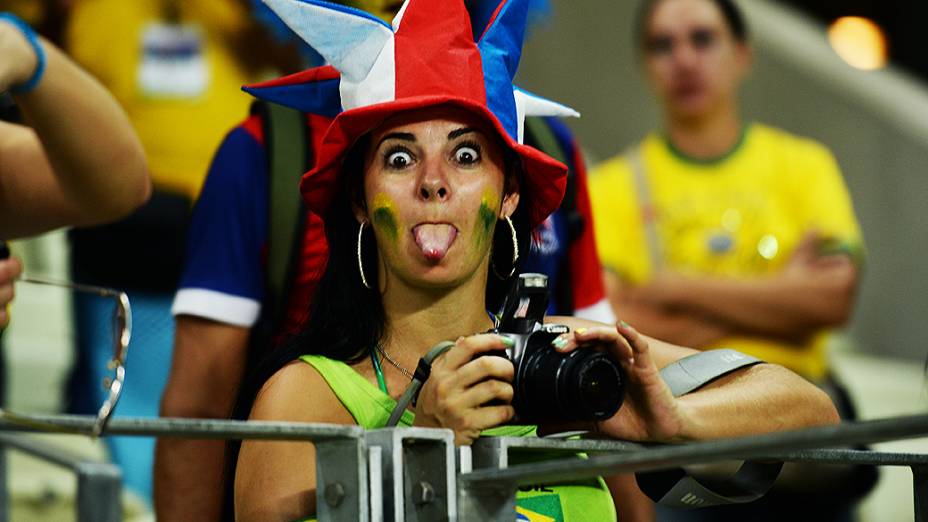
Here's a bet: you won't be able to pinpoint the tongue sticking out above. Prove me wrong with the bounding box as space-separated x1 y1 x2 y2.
413 224 458 263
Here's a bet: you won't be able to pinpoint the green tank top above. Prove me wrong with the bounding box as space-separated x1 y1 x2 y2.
300 354 617 522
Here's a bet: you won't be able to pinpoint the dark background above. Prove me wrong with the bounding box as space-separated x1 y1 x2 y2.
782 0 928 81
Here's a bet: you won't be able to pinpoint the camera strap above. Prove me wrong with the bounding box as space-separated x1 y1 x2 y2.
384 341 456 427
636 349 784 509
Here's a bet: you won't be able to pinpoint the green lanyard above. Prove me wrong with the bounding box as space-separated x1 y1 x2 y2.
369 348 389 394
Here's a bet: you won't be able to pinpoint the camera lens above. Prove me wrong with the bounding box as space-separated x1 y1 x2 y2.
516 341 625 423
574 355 625 419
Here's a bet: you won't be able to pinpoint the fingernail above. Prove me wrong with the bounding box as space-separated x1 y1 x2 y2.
576 328 587 335
500 336 515 347
620 321 630 328
551 337 568 350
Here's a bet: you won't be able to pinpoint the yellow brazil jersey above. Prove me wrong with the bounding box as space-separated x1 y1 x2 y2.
589 124 863 380
64 0 258 200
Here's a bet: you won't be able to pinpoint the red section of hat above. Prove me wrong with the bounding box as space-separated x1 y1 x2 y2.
393 0 486 105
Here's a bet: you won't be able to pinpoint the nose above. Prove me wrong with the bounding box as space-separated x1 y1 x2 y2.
417 161 451 202
674 41 699 70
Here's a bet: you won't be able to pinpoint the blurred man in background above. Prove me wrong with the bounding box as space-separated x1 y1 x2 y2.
589 0 872 518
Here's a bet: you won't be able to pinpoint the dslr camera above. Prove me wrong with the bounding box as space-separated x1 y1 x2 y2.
488 273 626 424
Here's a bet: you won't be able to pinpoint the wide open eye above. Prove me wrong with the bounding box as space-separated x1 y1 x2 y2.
454 143 481 165
385 148 413 169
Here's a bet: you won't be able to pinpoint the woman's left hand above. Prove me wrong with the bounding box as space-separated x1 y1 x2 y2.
554 322 688 442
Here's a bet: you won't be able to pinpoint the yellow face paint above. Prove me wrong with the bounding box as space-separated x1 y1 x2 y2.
371 193 400 243
477 189 500 246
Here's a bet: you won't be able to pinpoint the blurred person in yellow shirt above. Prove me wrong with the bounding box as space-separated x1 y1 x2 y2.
65 0 285 200
589 0 870 519
591 0 862 385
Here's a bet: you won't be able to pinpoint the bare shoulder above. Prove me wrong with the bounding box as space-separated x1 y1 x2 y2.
249 359 354 426
548 315 699 369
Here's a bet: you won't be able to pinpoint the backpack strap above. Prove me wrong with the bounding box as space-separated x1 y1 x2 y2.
252 100 310 335
626 144 664 272
523 116 583 242
523 116 583 315
636 350 783 509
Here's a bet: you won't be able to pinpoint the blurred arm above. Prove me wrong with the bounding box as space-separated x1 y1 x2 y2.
0 22 149 238
604 268 732 348
154 315 250 521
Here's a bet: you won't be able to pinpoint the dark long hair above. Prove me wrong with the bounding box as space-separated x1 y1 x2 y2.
221 128 531 519
634 0 749 49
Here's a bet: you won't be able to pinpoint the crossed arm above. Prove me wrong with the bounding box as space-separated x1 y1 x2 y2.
607 232 859 348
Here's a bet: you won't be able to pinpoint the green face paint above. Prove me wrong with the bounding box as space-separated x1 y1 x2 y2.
371 193 400 243
477 190 499 246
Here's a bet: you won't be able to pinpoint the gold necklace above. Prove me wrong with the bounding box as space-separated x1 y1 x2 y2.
376 344 413 381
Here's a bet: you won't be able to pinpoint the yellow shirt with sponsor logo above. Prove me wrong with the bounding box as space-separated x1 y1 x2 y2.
64 0 257 200
589 124 862 380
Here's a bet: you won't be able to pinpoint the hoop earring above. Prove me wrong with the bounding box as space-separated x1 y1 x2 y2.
357 220 372 289
491 216 519 279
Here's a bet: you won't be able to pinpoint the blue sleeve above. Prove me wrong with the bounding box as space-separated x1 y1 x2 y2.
177 127 268 304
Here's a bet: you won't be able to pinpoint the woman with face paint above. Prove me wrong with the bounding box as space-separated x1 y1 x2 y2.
228 1 839 520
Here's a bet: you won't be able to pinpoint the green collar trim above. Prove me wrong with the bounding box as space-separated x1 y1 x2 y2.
662 124 750 166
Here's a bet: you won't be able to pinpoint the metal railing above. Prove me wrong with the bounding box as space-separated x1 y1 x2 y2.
0 433 121 522
1 413 927 521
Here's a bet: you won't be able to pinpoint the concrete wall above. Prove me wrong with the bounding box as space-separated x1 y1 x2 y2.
518 0 928 361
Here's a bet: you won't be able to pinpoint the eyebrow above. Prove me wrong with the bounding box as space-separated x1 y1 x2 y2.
377 132 416 148
376 127 482 148
449 127 480 140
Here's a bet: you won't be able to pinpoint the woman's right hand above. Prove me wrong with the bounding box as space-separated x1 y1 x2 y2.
413 334 516 445
0 256 22 328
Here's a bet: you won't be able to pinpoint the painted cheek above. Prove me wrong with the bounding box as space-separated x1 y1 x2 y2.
476 191 499 247
371 193 400 244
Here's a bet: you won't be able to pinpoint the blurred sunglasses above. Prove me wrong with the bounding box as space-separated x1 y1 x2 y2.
1 241 131 436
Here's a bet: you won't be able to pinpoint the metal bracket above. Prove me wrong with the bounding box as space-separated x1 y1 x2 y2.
457 474 517 522
316 438 369 522
75 462 121 522
366 427 455 521
914 465 928 522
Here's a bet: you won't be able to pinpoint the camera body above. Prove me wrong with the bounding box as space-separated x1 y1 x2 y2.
489 273 626 424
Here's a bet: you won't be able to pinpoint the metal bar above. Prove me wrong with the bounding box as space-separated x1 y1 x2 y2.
471 437 646 470
471 439 928 469
765 449 928 467
369 446 384 522
0 434 123 522
460 414 928 488
0 414 363 441
914 465 928 522
76 462 122 522
0 444 7 522
0 433 101 470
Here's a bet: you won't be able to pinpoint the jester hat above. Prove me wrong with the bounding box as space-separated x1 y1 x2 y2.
244 0 579 227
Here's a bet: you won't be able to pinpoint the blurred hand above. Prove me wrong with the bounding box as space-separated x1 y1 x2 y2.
786 230 855 276
551 323 686 442
0 18 40 93
0 256 23 328
413 334 516 445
